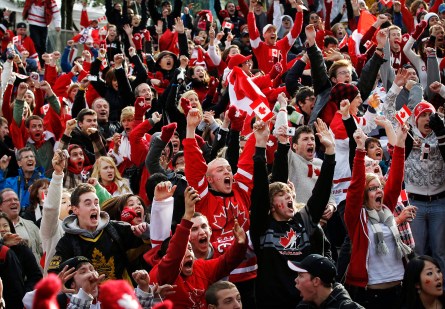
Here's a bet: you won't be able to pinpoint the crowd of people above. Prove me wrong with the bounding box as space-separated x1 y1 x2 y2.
0 0 444 307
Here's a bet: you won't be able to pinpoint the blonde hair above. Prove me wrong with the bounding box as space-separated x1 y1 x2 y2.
363 173 386 205
91 156 130 193
178 90 203 114
120 106 135 123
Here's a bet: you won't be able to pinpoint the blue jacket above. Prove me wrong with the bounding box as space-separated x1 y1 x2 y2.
0 166 46 210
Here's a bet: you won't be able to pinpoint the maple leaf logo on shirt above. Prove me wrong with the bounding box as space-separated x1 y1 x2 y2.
279 229 298 249
212 202 248 235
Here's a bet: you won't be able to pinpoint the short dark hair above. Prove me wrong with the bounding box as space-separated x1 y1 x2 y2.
16 147 34 161
172 151 184 168
0 189 16 205
24 115 43 128
0 212 16 233
205 281 238 306
70 183 96 207
292 125 314 145
77 108 97 123
309 274 333 288
365 137 381 151
295 86 315 105
324 36 339 48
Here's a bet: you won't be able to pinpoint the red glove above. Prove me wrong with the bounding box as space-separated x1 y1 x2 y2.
134 97 151 120
228 105 247 131
219 10 229 19
411 20 427 40
121 207 137 224
207 77 219 95
180 97 192 116
143 29 151 41
161 122 177 143
195 134 206 148
132 32 143 51
269 62 283 80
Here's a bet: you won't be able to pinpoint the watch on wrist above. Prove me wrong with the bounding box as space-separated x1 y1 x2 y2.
376 47 384 51
0 298 5 309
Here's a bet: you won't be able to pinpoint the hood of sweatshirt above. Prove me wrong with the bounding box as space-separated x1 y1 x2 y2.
62 212 110 238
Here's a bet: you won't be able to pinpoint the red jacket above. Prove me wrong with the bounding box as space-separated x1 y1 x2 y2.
149 219 247 308
345 147 405 287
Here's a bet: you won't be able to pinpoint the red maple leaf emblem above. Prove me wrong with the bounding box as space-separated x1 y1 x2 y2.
279 229 297 249
212 203 248 235
399 111 405 118
258 106 266 115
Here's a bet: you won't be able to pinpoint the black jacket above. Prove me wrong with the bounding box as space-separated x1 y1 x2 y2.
296 283 364 309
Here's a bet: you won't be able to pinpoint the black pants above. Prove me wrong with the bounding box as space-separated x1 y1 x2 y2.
346 284 402 309
336 200 351 282
29 24 48 65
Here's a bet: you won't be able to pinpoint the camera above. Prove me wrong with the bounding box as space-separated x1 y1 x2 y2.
286 127 296 136
87 75 98 81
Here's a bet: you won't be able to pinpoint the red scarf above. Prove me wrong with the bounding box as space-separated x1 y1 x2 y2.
33 138 45 149
102 182 118 195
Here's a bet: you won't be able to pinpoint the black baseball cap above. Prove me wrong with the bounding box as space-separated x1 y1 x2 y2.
16 22 27 29
288 254 337 284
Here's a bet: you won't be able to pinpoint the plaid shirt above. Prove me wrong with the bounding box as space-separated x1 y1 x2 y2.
394 202 416 249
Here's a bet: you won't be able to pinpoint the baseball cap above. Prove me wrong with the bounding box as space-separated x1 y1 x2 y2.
16 22 27 29
263 24 277 36
227 54 252 69
288 254 337 284
439 3 445 13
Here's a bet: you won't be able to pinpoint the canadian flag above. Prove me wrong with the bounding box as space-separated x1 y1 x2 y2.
395 104 412 125
222 21 234 30
338 33 349 49
227 66 274 121
380 0 393 8
269 49 279 58
364 40 373 50
400 189 408 202
12 35 21 45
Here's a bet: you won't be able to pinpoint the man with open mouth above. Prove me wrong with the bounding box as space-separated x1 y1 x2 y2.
149 186 248 308
250 119 336 309
49 182 149 281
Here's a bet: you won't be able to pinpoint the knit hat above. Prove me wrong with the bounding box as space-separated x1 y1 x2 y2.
227 54 252 69
413 101 436 126
439 3 445 13
288 254 337 284
98 280 143 309
32 274 62 309
155 51 177 66
16 22 27 29
423 12 439 22
330 83 359 108
263 24 277 36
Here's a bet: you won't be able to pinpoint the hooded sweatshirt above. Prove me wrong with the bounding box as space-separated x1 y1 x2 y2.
50 212 144 281
296 283 364 308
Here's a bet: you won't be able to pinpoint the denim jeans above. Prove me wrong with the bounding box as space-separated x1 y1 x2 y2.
409 197 445 272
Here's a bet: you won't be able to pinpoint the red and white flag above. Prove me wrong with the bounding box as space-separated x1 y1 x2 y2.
12 35 21 45
364 40 373 50
222 21 234 30
380 0 393 8
400 189 408 202
227 66 274 121
338 33 349 49
269 49 279 58
395 105 412 125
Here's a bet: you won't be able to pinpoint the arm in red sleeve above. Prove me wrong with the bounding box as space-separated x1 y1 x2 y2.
33 88 45 116
345 149 366 234
289 11 303 40
53 72 75 97
316 29 326 50
400 0 414 33
129 119 153 166
78 69 88 81
156 219 193 285
183 138 210 211
248 12 260 41
360 25 377 47
2 84 13 123
238 0 249 19
82 62 91 73
44 64 58 87
234 133 256 199
206 239 248 282
383 146 405 212
430 0 442 13
325 0 333 30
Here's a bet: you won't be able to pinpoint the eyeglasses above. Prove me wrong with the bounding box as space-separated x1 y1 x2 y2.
2 197 19 204
336 70 351 76
367 185 384 192
305 97 316 102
